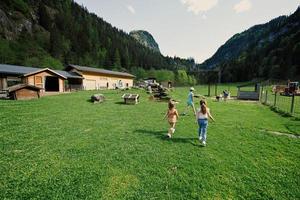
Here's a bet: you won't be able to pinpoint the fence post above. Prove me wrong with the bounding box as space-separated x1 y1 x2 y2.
260 85 264 102
265 90 268 104
274 92 277 107
291 94 295 114
208 84 211 96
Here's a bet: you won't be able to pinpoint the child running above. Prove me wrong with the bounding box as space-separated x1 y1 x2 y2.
163 101 179 138
183 87 196 116
196 100 215 146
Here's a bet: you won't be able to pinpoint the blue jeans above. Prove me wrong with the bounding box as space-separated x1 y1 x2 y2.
198 119 208 141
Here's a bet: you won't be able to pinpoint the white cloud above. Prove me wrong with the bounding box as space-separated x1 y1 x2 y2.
181 0 218 15
234 0 252 13
127 5 135 14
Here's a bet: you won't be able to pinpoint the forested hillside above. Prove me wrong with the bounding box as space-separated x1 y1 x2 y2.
200 7 300 82
0 0 195 76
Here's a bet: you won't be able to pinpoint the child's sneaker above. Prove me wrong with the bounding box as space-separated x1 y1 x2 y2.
202 141 206 146
171 128 175 134
199 136 202 141
167 133 172 138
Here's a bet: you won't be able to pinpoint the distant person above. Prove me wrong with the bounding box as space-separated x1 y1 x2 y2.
196 100 215 146
223 90 229 101
183 87 196 116
163 101 179 138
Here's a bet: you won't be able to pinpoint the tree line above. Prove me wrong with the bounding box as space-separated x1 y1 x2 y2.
0 0 197 84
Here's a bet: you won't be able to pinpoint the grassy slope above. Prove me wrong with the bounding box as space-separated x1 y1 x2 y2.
0 87 299 199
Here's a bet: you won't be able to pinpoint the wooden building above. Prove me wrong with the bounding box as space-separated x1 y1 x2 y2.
7 84 41 100
66 65 135 90
0 64 83 93
237 83 261 100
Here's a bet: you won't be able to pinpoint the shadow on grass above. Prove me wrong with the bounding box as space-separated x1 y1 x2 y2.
269 106 293 118
284 124 300 136
115 101 126 105
134 129 203 147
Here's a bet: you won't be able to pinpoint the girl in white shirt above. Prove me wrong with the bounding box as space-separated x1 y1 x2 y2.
196 100 215 146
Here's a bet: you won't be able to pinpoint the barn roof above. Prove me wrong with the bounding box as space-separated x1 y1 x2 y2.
7 84 41 93
0 64 39 75
55 70 84 79
237 82 260 88
0 64 83 79
23 68 67 79
67 64 135 78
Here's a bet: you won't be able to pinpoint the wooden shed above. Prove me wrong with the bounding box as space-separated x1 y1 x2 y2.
7 84 41 100
237 83 260 100
0 64 83 93
161 81 173 88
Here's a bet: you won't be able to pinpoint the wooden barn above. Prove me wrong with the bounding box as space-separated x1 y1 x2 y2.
7 84 41 100
237 83 261 100
66 65 135 90
0 64 83 93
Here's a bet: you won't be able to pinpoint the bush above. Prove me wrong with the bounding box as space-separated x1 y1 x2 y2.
41 56 64 69
176 70 189 85
12 0 29 15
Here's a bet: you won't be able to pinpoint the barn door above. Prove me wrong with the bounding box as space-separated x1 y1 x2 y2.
35 76 43 88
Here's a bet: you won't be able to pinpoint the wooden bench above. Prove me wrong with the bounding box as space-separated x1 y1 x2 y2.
122 94 139 104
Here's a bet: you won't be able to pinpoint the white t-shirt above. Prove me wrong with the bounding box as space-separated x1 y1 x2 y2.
197 108 209 119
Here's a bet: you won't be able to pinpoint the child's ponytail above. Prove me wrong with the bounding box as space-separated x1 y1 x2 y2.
200 100 207 114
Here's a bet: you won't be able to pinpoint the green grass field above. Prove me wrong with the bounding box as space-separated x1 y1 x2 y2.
1 87 300 199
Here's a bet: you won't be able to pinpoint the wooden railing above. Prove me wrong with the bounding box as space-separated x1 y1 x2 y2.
65 84 83 91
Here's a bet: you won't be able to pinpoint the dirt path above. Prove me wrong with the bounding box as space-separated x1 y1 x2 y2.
260 129 300 139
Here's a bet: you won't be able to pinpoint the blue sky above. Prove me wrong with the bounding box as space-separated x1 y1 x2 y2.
74 0 300 63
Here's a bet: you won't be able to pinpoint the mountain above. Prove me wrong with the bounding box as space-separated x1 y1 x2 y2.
0 0 195 73
201 7 300 82
130 30 160 53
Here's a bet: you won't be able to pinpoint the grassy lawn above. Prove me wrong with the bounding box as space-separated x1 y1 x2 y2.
1 87 300 199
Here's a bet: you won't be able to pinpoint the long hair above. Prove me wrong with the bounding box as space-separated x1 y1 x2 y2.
200 100 207 114
168 101 175 110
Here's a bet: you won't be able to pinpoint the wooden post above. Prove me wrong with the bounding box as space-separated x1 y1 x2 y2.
291 94 295 114
208 84 211 97
260 85 264 102
265 90 268 104
274 92 277 107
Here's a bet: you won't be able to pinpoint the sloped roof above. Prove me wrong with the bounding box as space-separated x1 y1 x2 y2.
237 82 260 88
67 64 135 78
23 68 67 79
7 84 41 93
0 64 39 75
0 64 83 79
55 70 83 79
